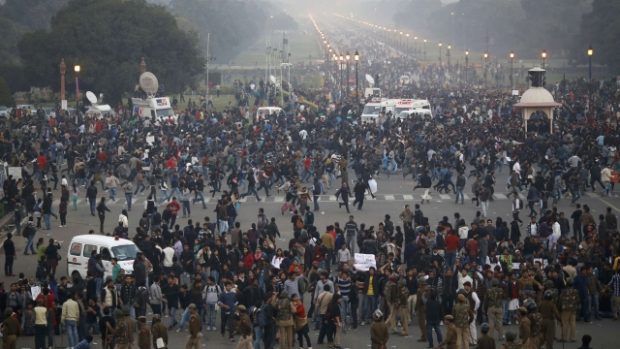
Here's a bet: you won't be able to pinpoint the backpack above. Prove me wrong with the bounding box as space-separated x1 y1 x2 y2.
559 289 578 311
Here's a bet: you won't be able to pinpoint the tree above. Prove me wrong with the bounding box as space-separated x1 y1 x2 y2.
579 0 620 74
0 77 13 106
18 0 204 104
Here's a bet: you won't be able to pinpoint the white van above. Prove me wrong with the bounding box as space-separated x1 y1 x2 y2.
67 235 141 279
361 100 384 124
255 106 283 122
131 97 177 124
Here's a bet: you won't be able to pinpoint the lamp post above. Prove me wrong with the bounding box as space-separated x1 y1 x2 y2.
59 58 66 105
339 54 344 102
354 50 360 100
73 64 81 107
464 50 469 85
438 43 443 65
405 33 410 55
346 51 351 99
587 45 593 81
423 39 427 60
509 51 515 89
447 45 451 66
483 52 488 86
541 50 547 69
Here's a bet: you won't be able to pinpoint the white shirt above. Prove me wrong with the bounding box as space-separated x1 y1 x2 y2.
529 223 538 236
457 274 473 290
551 221 561 238
163 247 175 267
458 226 470 240
470 291 481 311
512 161 521 175
118 214 128 228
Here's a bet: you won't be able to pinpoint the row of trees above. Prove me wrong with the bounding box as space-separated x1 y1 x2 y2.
0 0 298 104
392 0 620 74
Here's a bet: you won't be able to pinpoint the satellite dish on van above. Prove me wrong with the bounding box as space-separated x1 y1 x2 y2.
85 91 98 105
365 74 375 86
139 72 159 96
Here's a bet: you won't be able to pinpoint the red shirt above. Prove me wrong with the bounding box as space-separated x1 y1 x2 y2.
167 200 181 215
466 238 479 257
36 154 47 170
445 234 459 252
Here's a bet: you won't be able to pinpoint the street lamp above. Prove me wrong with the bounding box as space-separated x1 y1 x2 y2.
587 45 594 81
405 33 410 55
73 64 81 107
438 43 443 65
483 52 489 85
346 52 351 98
423 39 427 59
509 51 515 89
541 50 547 69
447 45 451 66
60 58 66 104
464 50 469 84
339 54 344 102
354 50 360 100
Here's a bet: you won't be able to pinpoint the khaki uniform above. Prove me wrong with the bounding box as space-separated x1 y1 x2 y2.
138 324 151 349
518 315 531 348
502 343 523 349
453 302 472 349
486 286 505 340
397 283 410 335
439 323 458 349
370 320 389 349
415 286 427 341
1 316 20 349
384 280 400 333
151 322 168 349
539 300 560 349
114 316 131 349
186 313 202 349
558 288 578 342
235 313 253 349
527 312 542 349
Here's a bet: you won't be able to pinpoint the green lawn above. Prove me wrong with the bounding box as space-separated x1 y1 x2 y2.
231 18 322 67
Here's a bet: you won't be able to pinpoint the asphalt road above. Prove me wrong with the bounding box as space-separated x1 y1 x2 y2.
5 167 620 349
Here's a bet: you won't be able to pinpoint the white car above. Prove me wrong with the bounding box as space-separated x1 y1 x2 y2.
67 234 141 279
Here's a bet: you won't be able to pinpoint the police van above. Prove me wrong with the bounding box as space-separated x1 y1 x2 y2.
67 235 141 279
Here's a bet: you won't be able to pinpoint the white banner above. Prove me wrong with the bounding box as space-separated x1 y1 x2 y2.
353 253 376 271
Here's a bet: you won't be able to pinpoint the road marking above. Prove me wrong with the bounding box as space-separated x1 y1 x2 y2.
494 193 507 200
439 194 451 200
403 195 413 201
463 194 470 200
596 196 620 214
237 197 247 203
273 196 284 203
327 196 337 201
384 195 395 201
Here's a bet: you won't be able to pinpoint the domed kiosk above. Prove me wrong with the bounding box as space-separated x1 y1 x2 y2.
514 68 561 135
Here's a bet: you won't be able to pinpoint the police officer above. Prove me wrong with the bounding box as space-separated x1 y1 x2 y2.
151 314 168 349
415 279 428 342
137 316 151 349
539 290 560 349
370 310 389 349
486 279 505 341
558 279 578 343
517 307 530 348
436 314 457 349
525 299 542 349
114 308 131 349
502 332 522 349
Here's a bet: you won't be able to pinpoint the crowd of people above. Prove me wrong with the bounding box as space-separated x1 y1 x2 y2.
0 24 618 349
